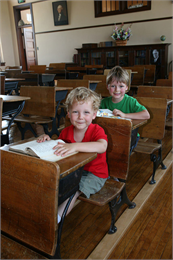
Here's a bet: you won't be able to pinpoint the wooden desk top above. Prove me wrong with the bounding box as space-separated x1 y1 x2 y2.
132 119 148 130
1 139 97 179
55 86 73 91
57 152 97 179
0 95 30 102
89 80 102 83
5 78 24 82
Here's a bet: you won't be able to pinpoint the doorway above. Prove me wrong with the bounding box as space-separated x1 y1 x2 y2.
13 3 37 70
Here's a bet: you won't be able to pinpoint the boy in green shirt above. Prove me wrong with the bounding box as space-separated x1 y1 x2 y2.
100 66 150 153
101 66 150 119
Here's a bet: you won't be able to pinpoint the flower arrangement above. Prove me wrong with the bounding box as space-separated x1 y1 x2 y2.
111 23 132 41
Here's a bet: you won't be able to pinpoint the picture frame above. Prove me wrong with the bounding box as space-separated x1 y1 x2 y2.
52 1 68 26
18 0 25 3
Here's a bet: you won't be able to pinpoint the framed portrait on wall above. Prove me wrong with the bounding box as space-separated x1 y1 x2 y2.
52 1 68 26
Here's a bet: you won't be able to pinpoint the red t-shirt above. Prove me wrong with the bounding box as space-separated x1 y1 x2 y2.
59 123 108 178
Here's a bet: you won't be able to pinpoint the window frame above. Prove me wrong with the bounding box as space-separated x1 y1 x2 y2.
94 1 151 18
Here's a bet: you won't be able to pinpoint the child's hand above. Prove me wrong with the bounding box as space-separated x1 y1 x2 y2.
113 109 126 118
53 142 76 157
37 134 51 143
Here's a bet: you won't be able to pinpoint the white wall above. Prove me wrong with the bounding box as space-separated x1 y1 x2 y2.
0 0 16 68
1 0 173 68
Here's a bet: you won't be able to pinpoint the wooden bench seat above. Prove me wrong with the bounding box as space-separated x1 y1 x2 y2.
65 116 136 234
134 97 167 184
3 114 52 124
134 140 161 154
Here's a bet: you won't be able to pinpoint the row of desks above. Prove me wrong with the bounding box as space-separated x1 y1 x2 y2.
1 90 148 144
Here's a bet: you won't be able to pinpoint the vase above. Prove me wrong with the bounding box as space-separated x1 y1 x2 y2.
116 40 127 46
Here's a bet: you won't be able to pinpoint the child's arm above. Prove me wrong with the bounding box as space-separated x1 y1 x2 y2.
37 134 51 143
113 109 150 120
53 139 107 157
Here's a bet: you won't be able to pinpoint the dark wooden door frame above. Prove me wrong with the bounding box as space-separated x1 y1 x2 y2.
13 3 37 70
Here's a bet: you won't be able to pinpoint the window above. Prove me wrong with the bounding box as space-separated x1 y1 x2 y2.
94 1 151 17
20 9 32 25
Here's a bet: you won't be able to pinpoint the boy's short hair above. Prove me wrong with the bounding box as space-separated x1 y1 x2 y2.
106 66 129 86
65 87 101 111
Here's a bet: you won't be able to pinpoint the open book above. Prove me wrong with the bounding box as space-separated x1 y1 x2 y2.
97 109 120 118
97 109 131 121
9 139 77 162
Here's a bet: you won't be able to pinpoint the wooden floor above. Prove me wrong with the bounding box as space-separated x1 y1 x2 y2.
6 123 172 259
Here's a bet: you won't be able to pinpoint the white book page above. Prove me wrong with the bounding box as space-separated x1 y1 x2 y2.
97 109 115 118
10 139 72 162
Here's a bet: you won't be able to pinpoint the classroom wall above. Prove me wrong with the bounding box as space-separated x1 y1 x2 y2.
1 0 172 68
0 1 16 69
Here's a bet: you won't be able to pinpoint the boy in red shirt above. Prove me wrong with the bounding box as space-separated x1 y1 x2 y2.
37 87 108 222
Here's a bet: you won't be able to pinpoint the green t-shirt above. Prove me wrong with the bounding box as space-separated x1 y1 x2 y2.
100 94 146 113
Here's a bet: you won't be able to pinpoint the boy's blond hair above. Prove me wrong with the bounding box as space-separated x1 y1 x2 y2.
106 66 129 87
65 87 101 111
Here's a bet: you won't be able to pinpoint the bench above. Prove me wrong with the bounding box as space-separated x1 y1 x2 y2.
133 97 167 184
2 86 60 139
65 116 136 234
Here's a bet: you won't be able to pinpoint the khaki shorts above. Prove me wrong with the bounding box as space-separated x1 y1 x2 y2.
79 170 107 198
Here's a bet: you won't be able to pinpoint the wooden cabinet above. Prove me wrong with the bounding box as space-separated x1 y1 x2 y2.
76 43 170 79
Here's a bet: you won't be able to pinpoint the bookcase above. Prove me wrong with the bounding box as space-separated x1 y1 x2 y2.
76 43 171 79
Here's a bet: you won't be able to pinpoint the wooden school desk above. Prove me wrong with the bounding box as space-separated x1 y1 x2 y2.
1 143 97 259
1 95 30 146
11 86 73 139
5 78 24 95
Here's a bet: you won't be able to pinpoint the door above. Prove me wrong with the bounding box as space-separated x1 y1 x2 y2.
23 27 36 69
13 3 37 70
